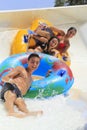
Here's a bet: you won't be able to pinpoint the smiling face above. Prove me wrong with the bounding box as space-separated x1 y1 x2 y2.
49 37 59 49
27 54 40 73
67 28 77 38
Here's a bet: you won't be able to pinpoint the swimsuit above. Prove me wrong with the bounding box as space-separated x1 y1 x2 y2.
57 42 66 49
36 41 47 50
0 82 22 101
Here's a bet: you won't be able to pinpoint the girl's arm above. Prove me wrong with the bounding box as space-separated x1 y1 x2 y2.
50 26 65 36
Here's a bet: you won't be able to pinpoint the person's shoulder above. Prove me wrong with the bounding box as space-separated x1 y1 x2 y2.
15 66 25 70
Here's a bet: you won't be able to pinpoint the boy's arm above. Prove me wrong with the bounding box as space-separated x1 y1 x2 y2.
2 66 22 82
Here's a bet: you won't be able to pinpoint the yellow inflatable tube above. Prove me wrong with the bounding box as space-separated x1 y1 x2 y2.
57 52 71 66
11 30 28 55
11 18 52 55
11 18 71 66
30 18 52 31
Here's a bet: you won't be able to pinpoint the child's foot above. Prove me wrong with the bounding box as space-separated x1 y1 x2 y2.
28 110 43 116
8 112 27 118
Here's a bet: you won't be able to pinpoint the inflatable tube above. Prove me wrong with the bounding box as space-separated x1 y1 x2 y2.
0 52 74 98
10 30 28 55
11 18 52 55
10 18 71 66
57 52 71 66
30 18 52 31
11 29 71 66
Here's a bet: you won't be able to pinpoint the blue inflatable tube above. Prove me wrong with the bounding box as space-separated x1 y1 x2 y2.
0 52 74 98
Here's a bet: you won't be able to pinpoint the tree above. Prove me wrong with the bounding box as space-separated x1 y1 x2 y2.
54 0 87 6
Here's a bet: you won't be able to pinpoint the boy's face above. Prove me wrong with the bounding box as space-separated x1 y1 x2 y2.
28 57 40 72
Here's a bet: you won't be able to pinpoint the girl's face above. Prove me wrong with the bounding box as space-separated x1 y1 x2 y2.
49 38 59 48
67 29 76 38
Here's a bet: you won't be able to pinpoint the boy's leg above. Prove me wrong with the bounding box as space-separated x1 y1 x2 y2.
15 97 43 116
4 90 16 114
4 91 29 118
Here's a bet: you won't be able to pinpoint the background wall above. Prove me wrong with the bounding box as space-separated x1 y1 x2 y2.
79 23 87 46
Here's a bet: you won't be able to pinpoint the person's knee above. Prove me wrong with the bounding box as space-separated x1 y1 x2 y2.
15 98 26 106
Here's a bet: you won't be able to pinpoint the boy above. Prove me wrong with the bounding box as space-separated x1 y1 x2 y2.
0 53 43 118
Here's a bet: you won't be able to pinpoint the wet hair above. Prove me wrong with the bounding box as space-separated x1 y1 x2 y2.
28 53 40 61
67 27 77 33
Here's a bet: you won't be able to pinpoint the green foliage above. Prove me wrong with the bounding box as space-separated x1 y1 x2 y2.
54 0 87 6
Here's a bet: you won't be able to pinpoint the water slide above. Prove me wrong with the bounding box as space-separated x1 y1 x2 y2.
0 5 87 130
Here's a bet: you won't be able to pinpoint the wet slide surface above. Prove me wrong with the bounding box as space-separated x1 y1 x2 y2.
0 6 87 130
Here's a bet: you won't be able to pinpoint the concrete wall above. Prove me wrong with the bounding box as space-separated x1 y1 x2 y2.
79 23 87 47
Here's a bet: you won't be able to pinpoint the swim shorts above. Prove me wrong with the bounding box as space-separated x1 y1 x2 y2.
0 82 22 101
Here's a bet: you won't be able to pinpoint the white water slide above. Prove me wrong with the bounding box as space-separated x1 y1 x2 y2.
0 5 87 130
